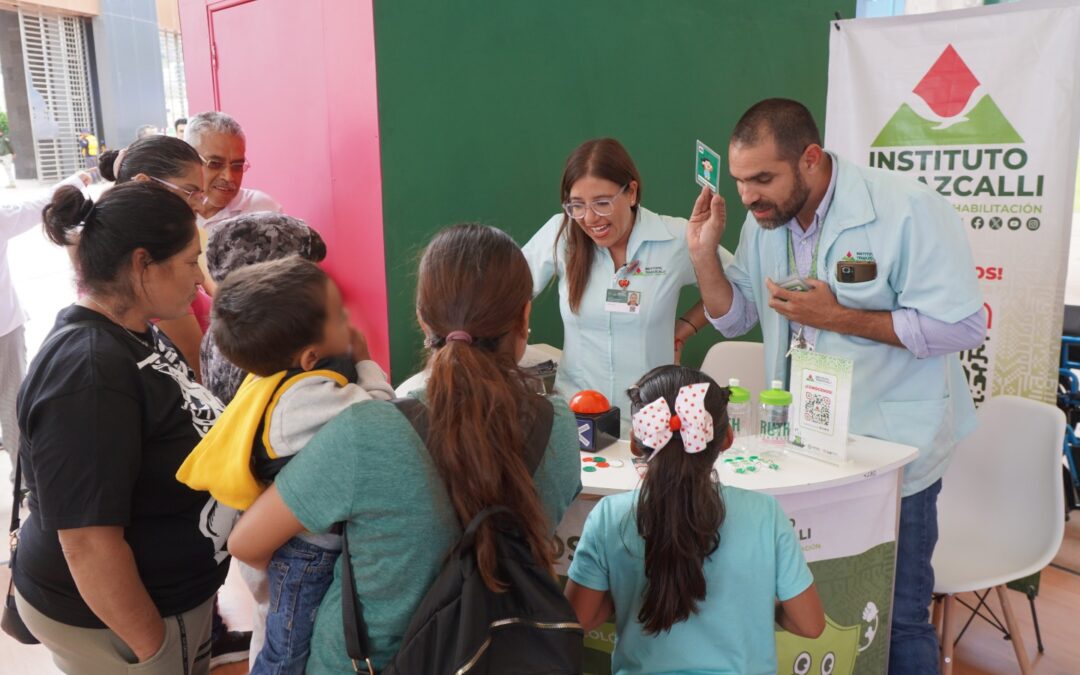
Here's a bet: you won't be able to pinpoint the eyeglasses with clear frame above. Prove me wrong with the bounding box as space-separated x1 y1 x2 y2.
199 155 252 174
148 176 207 205
562 184 627 220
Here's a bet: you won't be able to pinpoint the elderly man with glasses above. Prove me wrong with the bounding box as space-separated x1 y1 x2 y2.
183 112 283 298
184 111 282 230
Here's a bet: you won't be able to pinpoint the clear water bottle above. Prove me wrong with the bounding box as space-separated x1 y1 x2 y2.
727 378 752 449
759 379 792 446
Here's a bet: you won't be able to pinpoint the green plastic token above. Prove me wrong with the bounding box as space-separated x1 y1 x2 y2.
583 466 597 472
592 456 606 462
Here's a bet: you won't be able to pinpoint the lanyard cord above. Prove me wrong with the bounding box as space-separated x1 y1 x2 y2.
786 228 821 280
611 259 640 287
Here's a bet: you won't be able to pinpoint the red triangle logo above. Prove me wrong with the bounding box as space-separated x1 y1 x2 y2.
913 44 980 118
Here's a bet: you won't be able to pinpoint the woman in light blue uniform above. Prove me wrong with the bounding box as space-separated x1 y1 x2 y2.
522 138 733 419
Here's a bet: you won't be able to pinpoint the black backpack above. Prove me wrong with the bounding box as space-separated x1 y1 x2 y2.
341 398 584 674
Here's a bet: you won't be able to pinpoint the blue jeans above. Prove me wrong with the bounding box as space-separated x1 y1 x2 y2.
250 536 340 675
889 479 942 675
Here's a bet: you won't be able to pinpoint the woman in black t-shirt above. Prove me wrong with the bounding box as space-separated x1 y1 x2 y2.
13 181 231 674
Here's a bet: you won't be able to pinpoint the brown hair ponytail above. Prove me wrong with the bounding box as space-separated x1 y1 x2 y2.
555 138 642 312
417 223 553 591
628 365 731 634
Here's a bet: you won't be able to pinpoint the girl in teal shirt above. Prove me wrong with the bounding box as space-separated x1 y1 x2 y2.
565 365 824 674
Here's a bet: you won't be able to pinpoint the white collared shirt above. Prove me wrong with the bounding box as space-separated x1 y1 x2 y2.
195 188 282 229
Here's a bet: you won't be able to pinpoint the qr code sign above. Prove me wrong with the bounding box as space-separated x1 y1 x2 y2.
803 391 832 431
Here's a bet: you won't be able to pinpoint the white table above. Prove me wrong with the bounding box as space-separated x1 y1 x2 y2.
577 434 916 497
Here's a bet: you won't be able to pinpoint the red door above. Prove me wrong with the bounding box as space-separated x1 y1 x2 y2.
182 0 390 370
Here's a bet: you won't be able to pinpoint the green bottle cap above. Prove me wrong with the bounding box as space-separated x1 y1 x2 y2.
727 378 750 403
759 380 792 406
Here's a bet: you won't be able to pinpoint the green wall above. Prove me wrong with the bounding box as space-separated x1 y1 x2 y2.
374 0 852 383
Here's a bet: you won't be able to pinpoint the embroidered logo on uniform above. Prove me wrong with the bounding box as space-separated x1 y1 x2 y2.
632 266 667 277
841 250 875 263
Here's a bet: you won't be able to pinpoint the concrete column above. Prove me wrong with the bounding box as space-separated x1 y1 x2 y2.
92 0 167 147
0 10 37 179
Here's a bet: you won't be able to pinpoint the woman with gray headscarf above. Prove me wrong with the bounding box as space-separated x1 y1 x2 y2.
200 211 327 404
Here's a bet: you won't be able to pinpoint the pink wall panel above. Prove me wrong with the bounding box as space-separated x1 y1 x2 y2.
317 0 390 374
177 1 214 114
177 0 390 372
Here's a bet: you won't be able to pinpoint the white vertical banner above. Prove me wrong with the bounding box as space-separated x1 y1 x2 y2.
825 0 1080 405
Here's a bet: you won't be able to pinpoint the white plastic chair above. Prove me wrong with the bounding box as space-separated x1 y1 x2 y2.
394 343 561 398
932 395 1066 674
394 370 428 398
699 341 766 396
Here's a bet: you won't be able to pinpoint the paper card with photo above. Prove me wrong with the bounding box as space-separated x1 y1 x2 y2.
695 140 721 193
605 288 643 314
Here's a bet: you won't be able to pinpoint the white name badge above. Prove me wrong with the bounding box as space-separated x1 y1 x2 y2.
605 288 643 314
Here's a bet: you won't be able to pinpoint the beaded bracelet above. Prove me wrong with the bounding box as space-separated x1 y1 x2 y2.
677 316 699 334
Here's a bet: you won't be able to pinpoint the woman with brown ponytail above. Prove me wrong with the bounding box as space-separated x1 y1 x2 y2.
228 223 581 673
565 365 824 674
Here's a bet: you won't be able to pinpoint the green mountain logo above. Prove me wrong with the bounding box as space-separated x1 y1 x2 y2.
872 45 1022 147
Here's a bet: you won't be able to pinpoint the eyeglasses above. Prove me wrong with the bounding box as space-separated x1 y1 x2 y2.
200 156 251 173
562 185 627 220
148 176 207 205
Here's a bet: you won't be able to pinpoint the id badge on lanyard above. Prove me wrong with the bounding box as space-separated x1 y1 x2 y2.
605 259 643 314
786 325 815 358
785 230 819 357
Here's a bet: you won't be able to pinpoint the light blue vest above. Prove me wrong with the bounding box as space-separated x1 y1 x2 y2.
727 156 982 496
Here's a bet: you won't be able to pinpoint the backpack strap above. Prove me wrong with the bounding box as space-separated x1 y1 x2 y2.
522 397 555 476
7 451 22 558
458 505 513 551
341 527 375 674
390 397 428 442
339 395 555 672
339 397 425 673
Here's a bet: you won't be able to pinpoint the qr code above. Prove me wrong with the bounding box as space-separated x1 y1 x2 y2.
803 392 832 429
960 333 990 406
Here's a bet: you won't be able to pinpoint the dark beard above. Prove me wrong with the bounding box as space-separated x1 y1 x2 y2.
749 172 811 230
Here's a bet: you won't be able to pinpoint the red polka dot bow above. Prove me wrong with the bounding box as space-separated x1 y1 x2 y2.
631 382 714 456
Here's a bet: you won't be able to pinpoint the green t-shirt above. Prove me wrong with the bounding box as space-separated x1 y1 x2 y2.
275 395 582 674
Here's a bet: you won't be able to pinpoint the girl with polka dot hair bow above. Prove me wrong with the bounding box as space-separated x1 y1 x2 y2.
564 365 824 674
